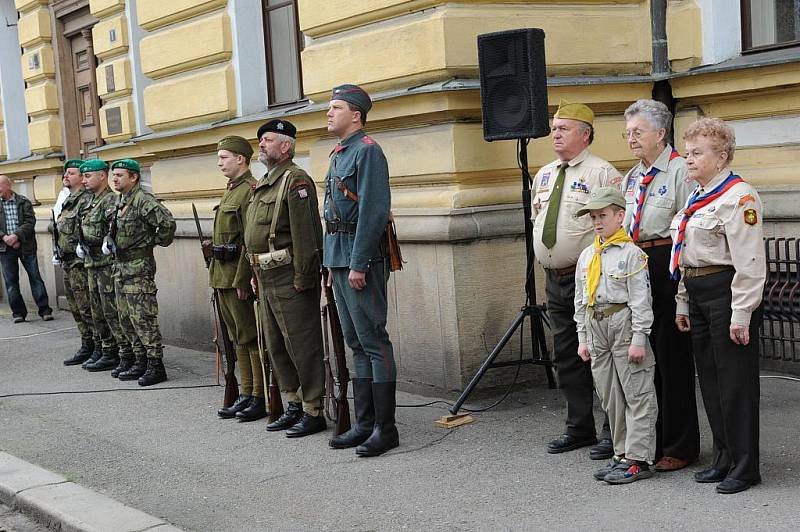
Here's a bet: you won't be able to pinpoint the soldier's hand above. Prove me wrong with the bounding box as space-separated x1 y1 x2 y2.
348 269 366 290
628 344 646 363
675 314 691 332
577 343 591 362
730 323 750 345
236 287 249 300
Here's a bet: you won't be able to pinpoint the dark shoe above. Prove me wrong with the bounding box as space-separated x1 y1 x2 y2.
12 316 25 324
86 350 120 372
589 437 614 460
655 456 693 472
235 396 267 422
118 357 147 380
356 381 399 457
138 358 167 386
266 402 303 431
218 395 252 419
605 460 654 484
546 433 597 454
111 358 135 378
594 455 624 481
41 313 54 321
286 412 327 438
82 346 103 369
64 339 95 366
694 467 729 483
330 378 375 449
716 476 761 494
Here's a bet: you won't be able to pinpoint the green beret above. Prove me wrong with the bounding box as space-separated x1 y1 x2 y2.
79 159 109 173
217 135 254 157
330 84 372 115
111 159 141 173
64 159 83 171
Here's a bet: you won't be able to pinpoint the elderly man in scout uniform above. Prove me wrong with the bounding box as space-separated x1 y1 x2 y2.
323 84 398 457
531 100 623 458
210 136 266 421
57 160 97 366
110 159 176 386
244 119 326 437
79 159 131 373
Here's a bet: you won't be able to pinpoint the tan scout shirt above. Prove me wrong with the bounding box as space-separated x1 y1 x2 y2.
672 170 766 326
574 240 653 347
623 145 693 241
531 149 623 269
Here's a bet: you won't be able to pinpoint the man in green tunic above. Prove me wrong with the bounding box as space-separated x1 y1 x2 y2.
210 136 266 421
110 159 176 386
57 160 96 366
244 119 326 438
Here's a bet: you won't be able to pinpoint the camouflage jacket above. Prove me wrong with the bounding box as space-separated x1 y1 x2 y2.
81 187 117 269
209 171 256 290
56 187 93 267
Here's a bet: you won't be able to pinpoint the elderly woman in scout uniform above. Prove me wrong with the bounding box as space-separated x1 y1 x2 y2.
622 99 699 471
672 117 765 494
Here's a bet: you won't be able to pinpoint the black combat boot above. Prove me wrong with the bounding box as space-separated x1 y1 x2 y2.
63 338 95 366
81 344 103 369
218 395 252 419
235 395 267 422
86 347 120 372
356 381 399 457
111 357 135 378
266 401 303 431
138 358 167 386
329 378 374 449
118 355 148 381
286 412 327 438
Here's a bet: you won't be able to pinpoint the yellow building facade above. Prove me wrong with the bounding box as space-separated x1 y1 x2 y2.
0 0 798 389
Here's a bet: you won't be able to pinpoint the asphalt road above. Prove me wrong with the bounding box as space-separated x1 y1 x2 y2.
0 502 48 532
1 308 799 531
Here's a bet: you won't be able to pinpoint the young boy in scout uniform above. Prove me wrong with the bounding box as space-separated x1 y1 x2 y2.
573 187 658 484
210 136 266 421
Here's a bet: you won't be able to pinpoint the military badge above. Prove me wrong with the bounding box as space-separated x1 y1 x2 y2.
570 178 590 194
658 185 667 195
297 188 308 199
540 172 551 188
744 208 758 226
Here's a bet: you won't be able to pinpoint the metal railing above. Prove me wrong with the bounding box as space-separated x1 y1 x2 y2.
761 237 800 366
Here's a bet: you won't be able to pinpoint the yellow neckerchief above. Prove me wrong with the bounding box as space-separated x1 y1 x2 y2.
587 227 632 306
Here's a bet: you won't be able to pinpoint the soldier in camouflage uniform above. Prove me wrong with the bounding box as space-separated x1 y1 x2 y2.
79 159 133 374
209 136 266 421
109 159 176 386
57 160 96 366
244 119 327 438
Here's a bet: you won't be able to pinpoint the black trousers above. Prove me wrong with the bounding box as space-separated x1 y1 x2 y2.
545 270 610 440
646 245 700 460
686 270 760 482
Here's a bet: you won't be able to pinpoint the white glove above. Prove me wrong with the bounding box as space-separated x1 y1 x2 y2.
52 255 61 266
101 236 112 256
76 244 86 259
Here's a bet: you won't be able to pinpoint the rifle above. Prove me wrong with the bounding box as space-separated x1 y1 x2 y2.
253 281 284 423
51 210 63 264
321 269 351 436
192 203 239 408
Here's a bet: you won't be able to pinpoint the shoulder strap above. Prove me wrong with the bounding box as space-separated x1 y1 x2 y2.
268 169 293 252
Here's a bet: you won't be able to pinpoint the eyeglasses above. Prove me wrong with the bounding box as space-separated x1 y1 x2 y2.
622 129 654 140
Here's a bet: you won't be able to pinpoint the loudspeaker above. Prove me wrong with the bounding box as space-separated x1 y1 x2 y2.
478 28 550 141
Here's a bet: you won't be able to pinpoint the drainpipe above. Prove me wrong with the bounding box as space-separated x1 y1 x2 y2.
651 0 670 75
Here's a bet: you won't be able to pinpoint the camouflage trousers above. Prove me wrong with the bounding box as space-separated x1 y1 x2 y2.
62 262 94 342
87 264 133 358
116 271 164 360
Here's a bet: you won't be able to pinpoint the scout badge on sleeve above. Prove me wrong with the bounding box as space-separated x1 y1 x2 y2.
744 208 758 226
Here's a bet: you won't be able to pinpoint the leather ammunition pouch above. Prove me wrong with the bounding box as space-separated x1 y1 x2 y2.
212 244 240 262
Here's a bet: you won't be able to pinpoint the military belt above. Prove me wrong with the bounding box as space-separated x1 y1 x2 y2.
115 247 154 262
61 252 78 261
587 303 627 321
683 265 734 279
637 237 672 250
325 220 357 234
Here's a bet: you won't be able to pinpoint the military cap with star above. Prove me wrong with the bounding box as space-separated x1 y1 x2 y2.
257 119 297 140
217 135 254 157
63 159 83 171
330 84 372 115
79 159 109 173
111 159 141 173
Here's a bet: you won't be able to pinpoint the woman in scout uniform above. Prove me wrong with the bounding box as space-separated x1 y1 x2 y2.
622 99 699 472
671 117 765 494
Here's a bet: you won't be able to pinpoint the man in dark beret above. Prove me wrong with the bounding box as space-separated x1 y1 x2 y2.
244 119 327 437
323 84 399 457
210 136 267 421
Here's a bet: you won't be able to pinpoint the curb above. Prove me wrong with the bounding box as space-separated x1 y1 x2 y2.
0 452 182 532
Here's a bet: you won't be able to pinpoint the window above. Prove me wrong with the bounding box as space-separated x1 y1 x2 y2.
262 0 304 106
742 0 800 51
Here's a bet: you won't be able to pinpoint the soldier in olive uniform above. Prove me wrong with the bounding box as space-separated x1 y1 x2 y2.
79 159 132 373
110 159 176 386
244 119 327 438
57 160 96 366
323 85 398 457
209 136 266 421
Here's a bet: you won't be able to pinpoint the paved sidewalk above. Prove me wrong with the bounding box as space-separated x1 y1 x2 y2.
1 308 799 531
